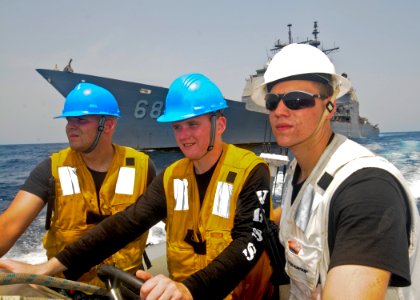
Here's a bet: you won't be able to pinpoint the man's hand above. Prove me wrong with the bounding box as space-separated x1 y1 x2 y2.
136 270 193 300
0 257 66 276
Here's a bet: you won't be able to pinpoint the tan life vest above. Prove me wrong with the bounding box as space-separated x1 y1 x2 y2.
280 134 420 299
43 145 150 287
163 143 274 300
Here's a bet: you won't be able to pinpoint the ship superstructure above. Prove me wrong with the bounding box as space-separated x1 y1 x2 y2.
242 22 379 139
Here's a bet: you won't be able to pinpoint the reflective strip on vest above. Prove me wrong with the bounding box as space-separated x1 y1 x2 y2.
174 178 189 211
212 181 233 218
115 166 136 195
58 166 80 195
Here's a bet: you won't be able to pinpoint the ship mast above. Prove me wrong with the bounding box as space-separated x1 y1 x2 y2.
252 22 340 78
270 21 339 56
288 23 293 44
309 21 321 47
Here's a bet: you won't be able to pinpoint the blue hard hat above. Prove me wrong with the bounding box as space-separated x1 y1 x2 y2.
157 73 228 123
55 82 120 118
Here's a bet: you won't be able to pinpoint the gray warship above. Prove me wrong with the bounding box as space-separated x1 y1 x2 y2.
37 22 378 149
242 22 380 139
37 68 275 149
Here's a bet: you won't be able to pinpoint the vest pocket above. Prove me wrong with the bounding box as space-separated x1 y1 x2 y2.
110 194 135 213
54 194 89 229
285 238 321 290
205 230 231 262
167 244 199 281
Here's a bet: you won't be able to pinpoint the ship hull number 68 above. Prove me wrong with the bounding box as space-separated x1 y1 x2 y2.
134 100 164 119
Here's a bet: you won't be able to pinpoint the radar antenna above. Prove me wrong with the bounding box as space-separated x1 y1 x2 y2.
63 58 74 73
270 24 293 53
287 24 293 44
269 22 339 56
309 21 339 54
308 21 321 48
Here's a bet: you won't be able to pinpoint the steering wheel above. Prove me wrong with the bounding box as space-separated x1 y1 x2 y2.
97 264 145 300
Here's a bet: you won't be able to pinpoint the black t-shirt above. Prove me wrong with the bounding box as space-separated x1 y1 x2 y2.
195 162 218 204
291 167 411 287
21 158 52 202
328 167 411 286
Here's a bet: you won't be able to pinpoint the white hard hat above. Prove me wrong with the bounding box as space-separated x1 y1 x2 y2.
251 43 351 107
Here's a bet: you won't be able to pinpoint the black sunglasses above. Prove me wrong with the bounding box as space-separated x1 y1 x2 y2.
265 91 328 111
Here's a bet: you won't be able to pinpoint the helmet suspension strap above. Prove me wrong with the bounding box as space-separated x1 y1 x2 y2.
311 87 340 137
83 116 106 154
207 113 217 151
193 113 219 163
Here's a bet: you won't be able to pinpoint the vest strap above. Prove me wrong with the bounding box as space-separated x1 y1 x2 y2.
184 229 206 255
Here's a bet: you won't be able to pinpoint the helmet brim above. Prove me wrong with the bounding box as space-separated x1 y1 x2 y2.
54 112 120 119
157 105 228 123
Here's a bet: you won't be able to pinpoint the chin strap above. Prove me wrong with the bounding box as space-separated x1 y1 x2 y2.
313 87 340 135
83 116 106 154
207 113 217 151
194 113 218 162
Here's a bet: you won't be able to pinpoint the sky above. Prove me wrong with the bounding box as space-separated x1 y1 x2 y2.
1 0 419 144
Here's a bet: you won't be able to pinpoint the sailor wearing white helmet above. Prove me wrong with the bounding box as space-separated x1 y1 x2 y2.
252 43 420 300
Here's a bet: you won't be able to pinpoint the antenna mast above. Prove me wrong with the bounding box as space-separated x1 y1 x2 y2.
310 21 339 54
287 24 293 44
269 21 339 55
309 21 321 48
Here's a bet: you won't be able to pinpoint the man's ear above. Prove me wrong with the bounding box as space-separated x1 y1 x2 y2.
104 117 117 133
217 116 227 134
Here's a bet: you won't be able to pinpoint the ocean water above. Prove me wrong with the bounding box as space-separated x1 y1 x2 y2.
1 132 419 264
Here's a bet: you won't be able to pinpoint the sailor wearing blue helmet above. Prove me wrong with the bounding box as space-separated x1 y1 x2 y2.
0 82 155 296
0 74 277 300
